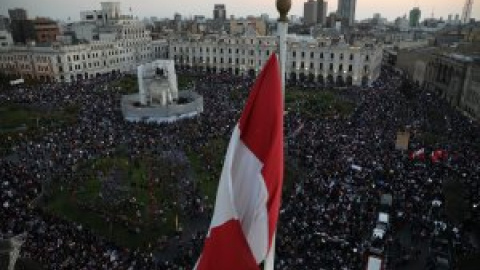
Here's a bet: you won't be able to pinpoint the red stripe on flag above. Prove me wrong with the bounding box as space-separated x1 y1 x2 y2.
196 219 259 270
239 54 284 250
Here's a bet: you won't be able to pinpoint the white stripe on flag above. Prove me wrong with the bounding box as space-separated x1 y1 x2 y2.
207 125 269 263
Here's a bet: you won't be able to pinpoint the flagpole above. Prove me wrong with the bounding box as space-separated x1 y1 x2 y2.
266 3 291 270
276 0 291 98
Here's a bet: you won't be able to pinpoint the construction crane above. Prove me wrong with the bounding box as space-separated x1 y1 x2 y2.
461 0 474 24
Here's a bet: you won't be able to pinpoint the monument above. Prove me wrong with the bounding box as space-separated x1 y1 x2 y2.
121 60 203 123
0 233 26 270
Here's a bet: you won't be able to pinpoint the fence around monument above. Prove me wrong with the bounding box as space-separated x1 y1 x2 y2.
121 90 204 122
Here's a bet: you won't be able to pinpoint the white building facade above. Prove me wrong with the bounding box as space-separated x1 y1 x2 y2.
0 16 170 82
169 35 382 86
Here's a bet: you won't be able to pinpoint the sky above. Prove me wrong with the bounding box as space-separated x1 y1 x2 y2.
0 0 478 22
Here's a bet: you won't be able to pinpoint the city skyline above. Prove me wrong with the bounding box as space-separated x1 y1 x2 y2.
1 0 479 22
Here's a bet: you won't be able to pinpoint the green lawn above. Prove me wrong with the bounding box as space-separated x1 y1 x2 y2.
45 156 182 249
112 75 138 94
187 138 227 205
0 104 77 133
285 88 355 118
177 75 196 90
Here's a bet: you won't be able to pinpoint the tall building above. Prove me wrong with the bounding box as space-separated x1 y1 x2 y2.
100 2 121 20
409 7 421 27
34 17 60 44
213 4 226 20
9 19 35 44
316 0 327 25
461 0 473 24
337 0 356 26
303 0 317 25
0 16 10 31
8 8 27 21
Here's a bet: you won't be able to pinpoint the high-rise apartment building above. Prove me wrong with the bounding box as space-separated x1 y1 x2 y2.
213 4 226 20
303 0 317 25
337 0 356 26
316 0 327 25
409 7 421 27
8 8 27 21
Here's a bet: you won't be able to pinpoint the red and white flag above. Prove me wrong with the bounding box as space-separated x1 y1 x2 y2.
431 149 448 163
409 148 425 161
195 54 284 269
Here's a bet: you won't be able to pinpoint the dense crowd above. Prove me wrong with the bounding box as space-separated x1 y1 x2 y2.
0 66 478 269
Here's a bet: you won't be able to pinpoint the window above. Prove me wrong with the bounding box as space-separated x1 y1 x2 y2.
320 53 324 59
310 52 314 58
310 63 314 69
349 65 352 72
329 63 333 71
292 62 296 68
366 55 370 61
339 64 343 72
350 54 354 60
301 52 305 58
319 63 323 70
293 51 296 57
331 53 334 59
300 62 304 69
340 53 344 60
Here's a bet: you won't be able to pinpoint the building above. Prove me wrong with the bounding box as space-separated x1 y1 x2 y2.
0 16 10 31
8 8 27 21
338 0 356 26
316 0 328 25
80 10 108 24
424 53 480 118
213 4 226 21
397 45 480 120
9 19 35 44
303 0 318 26
394 15 410 31
0 2 164 83
461 0 473 24
409 7 421 28
101 1 121 20
168 35 383 86
33 17 60 44
230 17 267 36
0 30 13 47
396 47 435 85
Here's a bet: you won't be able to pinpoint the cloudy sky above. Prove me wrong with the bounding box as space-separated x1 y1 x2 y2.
1 0 478 22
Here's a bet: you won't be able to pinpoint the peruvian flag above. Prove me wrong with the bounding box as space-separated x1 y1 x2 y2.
409 148 425 161
195 54 284 269
431 149 448 163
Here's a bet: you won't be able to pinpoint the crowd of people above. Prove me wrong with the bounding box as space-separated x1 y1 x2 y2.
0 65 479 269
